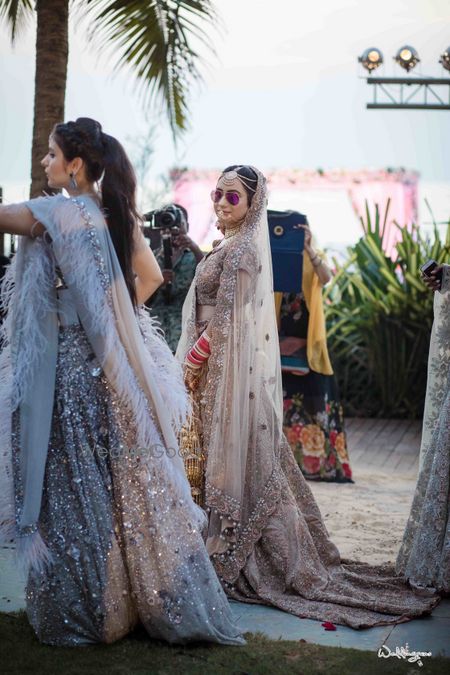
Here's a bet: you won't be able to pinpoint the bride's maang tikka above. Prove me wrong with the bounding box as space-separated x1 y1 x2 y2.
221 166 258 193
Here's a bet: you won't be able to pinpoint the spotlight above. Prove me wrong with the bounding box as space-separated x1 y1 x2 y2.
394 45 420 72
358 47 383 72
439 47 450 72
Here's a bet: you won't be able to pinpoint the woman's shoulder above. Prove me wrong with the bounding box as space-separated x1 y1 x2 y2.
29 194 102 238
24 193 70 232
27 193 67 211
29 193 82 218
222 237 259 273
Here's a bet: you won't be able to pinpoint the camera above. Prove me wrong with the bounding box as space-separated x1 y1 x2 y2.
420 258 443 289
144 205 183 230
142 204 185 304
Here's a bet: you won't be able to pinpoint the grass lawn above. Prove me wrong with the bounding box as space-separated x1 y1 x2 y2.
0 611 448 674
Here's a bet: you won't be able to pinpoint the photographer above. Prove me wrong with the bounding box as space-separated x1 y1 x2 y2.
146 204 203 352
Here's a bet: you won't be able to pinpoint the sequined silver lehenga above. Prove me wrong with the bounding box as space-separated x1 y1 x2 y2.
25 324 134 645
0 194 243 646
26 324 241 645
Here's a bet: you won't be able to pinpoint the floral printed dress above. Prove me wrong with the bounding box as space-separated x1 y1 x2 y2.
279 292 353 482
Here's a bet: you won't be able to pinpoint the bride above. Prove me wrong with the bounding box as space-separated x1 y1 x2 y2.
0 118 243 646
177 165 440 628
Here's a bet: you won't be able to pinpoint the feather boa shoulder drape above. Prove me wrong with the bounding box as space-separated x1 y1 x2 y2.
0 194 199 572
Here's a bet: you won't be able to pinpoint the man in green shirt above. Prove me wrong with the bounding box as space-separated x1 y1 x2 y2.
147 204 203 353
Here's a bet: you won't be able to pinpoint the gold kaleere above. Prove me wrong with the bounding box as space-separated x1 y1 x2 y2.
179 391 206 507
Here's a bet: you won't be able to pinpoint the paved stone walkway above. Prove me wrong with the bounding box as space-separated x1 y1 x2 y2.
1 418 448 661
229 600 450 657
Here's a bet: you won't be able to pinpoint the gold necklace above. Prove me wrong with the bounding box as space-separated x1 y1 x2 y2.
224 223 242 239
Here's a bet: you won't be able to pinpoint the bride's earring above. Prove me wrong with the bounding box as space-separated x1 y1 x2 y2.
69 172 78 190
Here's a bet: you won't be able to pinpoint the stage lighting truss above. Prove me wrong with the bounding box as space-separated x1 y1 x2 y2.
358 45 450 110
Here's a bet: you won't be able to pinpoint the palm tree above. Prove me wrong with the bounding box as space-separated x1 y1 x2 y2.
0 0 216 197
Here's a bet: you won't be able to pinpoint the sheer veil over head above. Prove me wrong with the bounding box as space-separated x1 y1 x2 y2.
177 167 285 581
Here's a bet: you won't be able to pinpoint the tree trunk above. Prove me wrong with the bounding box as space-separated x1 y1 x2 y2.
30 0 69 198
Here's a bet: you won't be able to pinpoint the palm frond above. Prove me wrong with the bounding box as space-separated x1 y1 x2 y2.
83 0 217 136
0 0 33 42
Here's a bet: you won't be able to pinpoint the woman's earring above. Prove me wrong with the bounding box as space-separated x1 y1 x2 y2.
69 172 78 190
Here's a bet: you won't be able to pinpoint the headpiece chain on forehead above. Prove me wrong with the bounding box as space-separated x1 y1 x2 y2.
221 166 258 193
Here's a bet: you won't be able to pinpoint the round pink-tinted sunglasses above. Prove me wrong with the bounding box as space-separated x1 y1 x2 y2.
210 188 241 206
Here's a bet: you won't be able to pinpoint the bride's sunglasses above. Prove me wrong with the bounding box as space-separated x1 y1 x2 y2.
210 189 241 206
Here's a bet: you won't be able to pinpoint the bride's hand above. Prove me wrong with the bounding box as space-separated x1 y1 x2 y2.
184 364 201 392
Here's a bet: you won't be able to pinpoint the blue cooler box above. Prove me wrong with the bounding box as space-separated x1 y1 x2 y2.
268 209 306 293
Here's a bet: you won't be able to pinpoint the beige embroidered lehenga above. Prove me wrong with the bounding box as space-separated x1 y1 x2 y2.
177 168 439 628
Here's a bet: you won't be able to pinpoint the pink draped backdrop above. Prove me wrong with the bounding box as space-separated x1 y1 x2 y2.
172 168 419 255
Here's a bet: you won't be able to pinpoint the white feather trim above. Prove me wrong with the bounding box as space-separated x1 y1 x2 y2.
0 347 15 542
137 307 191 432
16 530 53 575
0 236 56 408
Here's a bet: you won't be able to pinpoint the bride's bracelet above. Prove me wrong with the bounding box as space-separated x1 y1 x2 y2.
185 332 211 369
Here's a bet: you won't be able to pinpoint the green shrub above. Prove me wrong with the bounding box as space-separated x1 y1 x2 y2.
325 201 450 418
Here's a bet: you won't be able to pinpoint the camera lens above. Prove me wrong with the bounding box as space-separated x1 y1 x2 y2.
160 211 176 226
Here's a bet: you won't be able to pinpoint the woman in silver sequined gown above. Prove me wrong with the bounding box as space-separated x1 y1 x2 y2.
177 165 440 628
0 119 243 646
397 264 450 593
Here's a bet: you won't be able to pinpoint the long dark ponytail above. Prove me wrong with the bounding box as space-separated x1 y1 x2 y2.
52 117 139 306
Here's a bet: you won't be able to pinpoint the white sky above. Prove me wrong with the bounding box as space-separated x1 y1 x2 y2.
1 0 449 208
